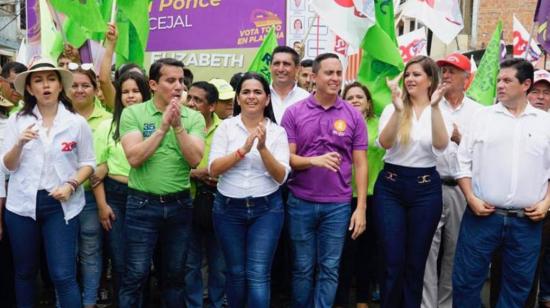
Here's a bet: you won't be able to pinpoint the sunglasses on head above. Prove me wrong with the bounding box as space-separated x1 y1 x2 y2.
68 62 94 71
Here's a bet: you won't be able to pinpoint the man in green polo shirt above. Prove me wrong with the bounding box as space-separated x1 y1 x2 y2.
183 81 226 308
118 58 205 308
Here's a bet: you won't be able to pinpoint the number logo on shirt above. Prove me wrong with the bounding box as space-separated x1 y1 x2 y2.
61 141 77 152
143 123 156 137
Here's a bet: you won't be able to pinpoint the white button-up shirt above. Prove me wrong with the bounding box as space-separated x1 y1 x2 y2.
0 104 96 221
456 102 550 209
270 83 310 124
0 115 8 198
377 104 452 168
436 96 484 178
208 115 290 198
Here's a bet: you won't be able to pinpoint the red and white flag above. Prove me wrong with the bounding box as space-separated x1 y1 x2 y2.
397 28 428 63
512 15 542 62
310 0 375 48
401 0 463 45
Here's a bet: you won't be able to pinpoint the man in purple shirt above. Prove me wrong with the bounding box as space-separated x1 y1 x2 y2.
281 53 368 307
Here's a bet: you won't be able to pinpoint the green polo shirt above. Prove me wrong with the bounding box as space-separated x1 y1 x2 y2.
191 113 221 197
94 119 131 177
352 116 385 197
84 104 112 190
119 99 206 195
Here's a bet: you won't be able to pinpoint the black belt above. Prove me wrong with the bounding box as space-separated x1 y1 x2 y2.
441 178 458 186
494 208 526 218
128 188 190 204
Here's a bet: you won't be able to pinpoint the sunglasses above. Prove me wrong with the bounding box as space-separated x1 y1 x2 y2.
68 62 94 72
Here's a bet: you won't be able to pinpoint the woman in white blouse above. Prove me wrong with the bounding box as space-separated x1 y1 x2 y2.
374 55 450 308
1 59 95 307
208 72 290 308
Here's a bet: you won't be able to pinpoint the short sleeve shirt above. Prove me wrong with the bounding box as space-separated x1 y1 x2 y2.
94 119 130 177
281 96 368 203
84 104 112 190
119 99 206 194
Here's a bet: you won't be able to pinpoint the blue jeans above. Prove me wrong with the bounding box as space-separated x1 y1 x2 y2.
103 177 128 306
119 191 193 308
453 207 543 307
5 190 81 308
79 191 102 306
184 225 226 308
372 163 442 308
213 189 284 308
538 216 550 303
286 192 351 308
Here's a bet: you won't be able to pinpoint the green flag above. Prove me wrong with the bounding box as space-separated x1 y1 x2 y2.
49 0 105 33
357 1 404 116
118 0 150 57
39 0 63 60
466 21 503 106
93 0 150 68
115 17 146 68
247 27 278 83
91 0 115 42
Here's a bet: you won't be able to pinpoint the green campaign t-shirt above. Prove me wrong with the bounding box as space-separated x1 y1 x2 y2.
94 119 131 177
119 99 206 195
352 116 385 197
191 113 221 197
84 104 112 190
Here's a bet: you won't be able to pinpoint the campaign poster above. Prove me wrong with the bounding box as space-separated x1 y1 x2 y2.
147 0 287 81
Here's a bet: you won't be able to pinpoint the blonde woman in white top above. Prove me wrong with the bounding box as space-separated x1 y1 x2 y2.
208 72 290 308
374 55 451 308
1 60 95 308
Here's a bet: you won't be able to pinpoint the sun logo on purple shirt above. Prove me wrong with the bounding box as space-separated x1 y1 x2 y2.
334 119 347 132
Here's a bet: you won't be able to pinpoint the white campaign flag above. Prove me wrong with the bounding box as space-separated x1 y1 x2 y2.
16 38 28 66
470 55 477 72
397 27 428 63
512 15 542 62
310 0 375 48
401 0 463 45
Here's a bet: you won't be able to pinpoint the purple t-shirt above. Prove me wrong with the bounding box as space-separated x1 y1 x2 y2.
281 95 368 203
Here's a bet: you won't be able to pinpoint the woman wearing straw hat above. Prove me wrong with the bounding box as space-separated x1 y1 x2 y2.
1 59 95 307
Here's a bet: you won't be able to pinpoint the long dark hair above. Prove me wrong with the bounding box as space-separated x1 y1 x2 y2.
110 71 151 142
233 72 276 123
19 71 74 118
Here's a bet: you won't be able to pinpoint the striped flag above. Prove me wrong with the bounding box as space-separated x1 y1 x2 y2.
345 50 363 82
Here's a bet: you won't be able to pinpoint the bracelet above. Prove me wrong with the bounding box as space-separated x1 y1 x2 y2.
65 179 79 193
235 149 245 159
174 126 186 135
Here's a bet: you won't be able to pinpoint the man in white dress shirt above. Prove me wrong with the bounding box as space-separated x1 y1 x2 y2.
421 52 483 308
269 46 310 124
453 58 550 307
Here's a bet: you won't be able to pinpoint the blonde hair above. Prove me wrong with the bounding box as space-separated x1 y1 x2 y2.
398 56 440 145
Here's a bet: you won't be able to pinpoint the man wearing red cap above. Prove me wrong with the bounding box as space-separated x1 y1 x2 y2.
528 69 550 111
421 52 483 308
528 69 550 308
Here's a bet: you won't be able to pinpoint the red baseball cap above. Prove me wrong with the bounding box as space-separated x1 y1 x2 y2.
436 52 471 73
534 70 550 86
